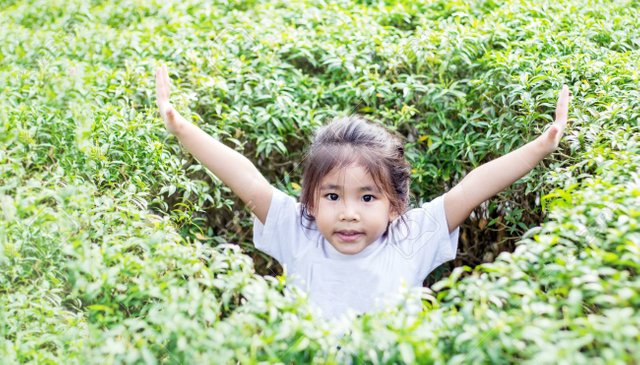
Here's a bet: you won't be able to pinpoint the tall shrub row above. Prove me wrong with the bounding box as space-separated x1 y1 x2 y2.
1 0 638 363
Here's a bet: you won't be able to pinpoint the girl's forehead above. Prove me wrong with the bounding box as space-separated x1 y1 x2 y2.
319 164 379 191
321 163 369 180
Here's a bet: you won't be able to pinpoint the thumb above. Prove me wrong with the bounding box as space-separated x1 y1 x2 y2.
160 104 182 135
159 102 172 117
166 105 175 119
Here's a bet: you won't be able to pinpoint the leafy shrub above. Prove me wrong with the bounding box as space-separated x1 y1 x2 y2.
1 0 639 363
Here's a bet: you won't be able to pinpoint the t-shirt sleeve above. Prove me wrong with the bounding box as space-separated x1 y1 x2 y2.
252 186 308 266
388 194 460 282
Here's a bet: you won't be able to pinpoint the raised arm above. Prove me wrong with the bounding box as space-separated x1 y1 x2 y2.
156 65 273 224
443 85 571 233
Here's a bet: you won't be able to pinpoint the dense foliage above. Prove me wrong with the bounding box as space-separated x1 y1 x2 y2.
1 0 638 363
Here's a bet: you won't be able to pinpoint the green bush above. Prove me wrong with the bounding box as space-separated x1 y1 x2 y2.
1 0 638 363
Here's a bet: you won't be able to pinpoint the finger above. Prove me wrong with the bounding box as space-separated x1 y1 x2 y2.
165 65 172 98
155 66 163 105
555 85 569 125
160 65 167 96
160 64 166 89
556 86 568 119
163 64 170 93
548 124 559 140
160 65 170 101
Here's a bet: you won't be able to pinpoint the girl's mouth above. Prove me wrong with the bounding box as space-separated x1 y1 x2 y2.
336 231 363 242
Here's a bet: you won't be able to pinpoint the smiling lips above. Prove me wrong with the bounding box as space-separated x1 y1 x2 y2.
335 230 364 242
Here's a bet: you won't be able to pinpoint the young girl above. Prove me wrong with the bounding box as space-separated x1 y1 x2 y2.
155 64 570 319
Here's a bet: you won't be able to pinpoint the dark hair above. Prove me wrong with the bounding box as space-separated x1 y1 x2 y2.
300 115 411 227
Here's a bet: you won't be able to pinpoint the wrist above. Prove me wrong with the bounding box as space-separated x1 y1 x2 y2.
527 136 554 169
172 118 189 138
165 107 189 137
533 134 554 157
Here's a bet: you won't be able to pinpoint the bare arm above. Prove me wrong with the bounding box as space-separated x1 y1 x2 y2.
156 65 273 224
443 85 571 233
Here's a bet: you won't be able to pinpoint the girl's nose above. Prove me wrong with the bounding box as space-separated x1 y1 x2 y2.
339 201 360 221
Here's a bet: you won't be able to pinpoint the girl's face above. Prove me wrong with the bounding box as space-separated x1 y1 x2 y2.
310 163 399 255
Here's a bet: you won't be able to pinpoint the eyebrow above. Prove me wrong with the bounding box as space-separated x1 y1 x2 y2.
319 184 380 193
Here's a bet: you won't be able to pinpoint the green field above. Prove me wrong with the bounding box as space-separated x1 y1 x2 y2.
1 0 639 363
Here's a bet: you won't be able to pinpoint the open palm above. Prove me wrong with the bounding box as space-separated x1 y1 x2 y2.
155 64 183 135
539 84 571 155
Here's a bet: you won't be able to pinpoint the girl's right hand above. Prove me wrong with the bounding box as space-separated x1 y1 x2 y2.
155 64 184 135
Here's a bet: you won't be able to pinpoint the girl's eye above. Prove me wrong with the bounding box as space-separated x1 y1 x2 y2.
326 193 339 201
362 194 375 202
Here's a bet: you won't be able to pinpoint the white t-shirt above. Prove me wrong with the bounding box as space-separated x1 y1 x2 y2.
252 187 460 320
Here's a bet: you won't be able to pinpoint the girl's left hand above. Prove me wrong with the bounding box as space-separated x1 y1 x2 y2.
156 64 185 135
537 84 571 155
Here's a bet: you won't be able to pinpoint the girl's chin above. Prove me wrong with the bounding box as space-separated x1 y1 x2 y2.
331 241 367 255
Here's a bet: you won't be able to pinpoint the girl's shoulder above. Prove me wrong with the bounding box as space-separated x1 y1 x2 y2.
388 196 447 240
